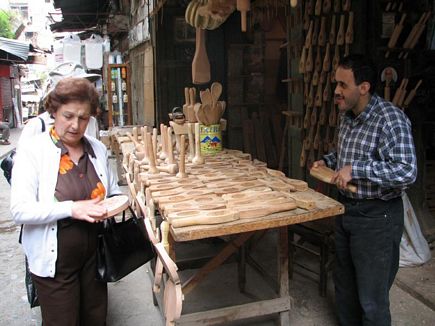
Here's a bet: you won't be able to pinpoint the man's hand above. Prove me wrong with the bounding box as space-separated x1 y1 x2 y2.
72 197 108 223
331 165 352 190
312 159 326 168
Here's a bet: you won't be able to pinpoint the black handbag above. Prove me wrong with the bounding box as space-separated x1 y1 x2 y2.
96 207 155 282
1 149 15 185
25 257 39 308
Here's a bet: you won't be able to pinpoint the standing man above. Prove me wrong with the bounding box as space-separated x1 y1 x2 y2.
313 55 417 325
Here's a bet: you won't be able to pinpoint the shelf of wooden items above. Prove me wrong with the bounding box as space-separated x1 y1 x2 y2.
107 63 132 127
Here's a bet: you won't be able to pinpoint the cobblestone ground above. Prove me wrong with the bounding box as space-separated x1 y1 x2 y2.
0 173 42 325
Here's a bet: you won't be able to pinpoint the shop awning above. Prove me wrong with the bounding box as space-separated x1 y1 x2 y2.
0 37 30 62
49 0 111 32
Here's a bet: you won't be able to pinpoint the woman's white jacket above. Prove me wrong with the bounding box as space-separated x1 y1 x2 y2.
10 132 121 277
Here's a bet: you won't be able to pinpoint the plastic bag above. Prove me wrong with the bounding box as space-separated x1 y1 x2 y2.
399 193 432 267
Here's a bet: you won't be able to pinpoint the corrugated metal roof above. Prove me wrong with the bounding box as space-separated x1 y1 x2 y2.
0 37 30 61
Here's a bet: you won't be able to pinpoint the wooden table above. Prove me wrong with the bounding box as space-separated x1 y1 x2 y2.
149 190 344 325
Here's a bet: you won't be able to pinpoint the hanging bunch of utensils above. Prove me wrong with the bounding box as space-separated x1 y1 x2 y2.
382 3 429 111
384 5 431 59
182 82 226 126
185 0 236 30
297 0 353 168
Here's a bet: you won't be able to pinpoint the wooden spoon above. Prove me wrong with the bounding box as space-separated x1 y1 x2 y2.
210 82 222 107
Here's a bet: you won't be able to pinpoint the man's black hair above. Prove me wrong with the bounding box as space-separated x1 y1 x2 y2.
338 54 377 94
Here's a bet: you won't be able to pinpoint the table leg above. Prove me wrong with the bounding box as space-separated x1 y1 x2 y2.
278 226 291 325
238 245 247 293
182 232 254 295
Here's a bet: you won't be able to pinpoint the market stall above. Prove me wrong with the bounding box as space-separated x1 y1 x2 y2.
115 123 343 325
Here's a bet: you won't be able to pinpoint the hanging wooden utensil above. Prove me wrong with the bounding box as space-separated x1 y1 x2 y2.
314 83 323 107
336 14 345 46
322 42 331 72
314 121 321 149
342 0 351 11
323 72 331 102
192 28 211 84
305 46 314 72
237 0 250 32
385 13 407 58
311 18 319 46
329 15 336 45
319 101 327 125
332 44 340 71
333 0 341 13
299 46 308 74
305 21 314 48
323 0 331 13
328 100 337 127
403 80 423 109
300 142 307 167
314 0 322 16
345 11 354 44
318 16 327 46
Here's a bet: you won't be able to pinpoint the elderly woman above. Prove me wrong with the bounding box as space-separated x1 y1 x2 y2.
10 78 121 325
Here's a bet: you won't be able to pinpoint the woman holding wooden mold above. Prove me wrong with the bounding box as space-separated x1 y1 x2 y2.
11 78 122 326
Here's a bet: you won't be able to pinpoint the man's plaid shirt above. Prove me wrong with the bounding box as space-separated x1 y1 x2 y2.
324 94 417 200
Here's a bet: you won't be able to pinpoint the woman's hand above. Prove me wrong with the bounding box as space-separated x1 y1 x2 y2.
72 197 108 223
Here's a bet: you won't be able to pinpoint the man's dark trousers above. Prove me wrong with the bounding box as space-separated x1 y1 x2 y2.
334 196 403 326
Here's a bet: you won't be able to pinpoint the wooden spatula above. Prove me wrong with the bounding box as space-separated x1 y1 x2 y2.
192 28 210 84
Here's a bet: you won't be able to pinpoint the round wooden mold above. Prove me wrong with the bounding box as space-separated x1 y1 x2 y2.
99 195 129 217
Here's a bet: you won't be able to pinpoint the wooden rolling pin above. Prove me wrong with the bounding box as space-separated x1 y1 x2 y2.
310 165 357 192
385 13 407 58
403 80 423 109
